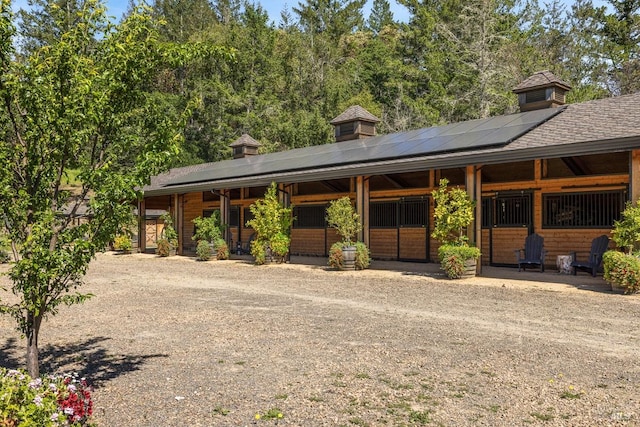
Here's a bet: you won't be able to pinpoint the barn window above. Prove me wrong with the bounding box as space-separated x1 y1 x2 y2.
243 207 254 227
400 199 428 227
543 191 624 228
370 202 398 228
481 197 492 228
494 194 531 227
293 205 326 228
229 206 239 227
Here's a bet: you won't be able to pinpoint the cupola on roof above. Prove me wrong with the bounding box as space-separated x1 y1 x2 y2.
229 133 261 159
513 70 572 112
330 105 381 142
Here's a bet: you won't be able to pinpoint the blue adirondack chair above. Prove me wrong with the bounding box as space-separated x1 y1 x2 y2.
515 233 546 272
570 235 610 277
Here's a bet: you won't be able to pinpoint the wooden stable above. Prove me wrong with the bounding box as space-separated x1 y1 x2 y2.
139 73 640 271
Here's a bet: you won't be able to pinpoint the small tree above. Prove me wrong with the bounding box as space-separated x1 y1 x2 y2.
431 179 480 278
192 212 224 244
157 212 179 255
246 183 294 264
611 201 640 254
0 2 231 377
431 178 476 245
326 196 362 247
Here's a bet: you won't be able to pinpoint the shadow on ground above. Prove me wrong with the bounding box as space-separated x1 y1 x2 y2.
0 336 167 386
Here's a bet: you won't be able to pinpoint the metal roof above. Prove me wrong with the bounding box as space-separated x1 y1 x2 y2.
143 92 640 197
160 108 560 188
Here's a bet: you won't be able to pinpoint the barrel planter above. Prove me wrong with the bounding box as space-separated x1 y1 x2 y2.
342 245 356 271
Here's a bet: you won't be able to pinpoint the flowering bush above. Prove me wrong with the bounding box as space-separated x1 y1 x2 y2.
603 250 640 294
328 241 371 270
438 244 481 279
0 368 93 426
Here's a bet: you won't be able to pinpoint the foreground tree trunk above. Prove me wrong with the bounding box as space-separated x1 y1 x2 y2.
26 313 43 378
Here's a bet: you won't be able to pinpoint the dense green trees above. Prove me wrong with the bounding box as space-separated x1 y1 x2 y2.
124 0 638 165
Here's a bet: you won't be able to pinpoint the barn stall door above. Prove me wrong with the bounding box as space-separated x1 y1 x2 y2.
369 198 429 262
487 193 533 266
398 199 429 261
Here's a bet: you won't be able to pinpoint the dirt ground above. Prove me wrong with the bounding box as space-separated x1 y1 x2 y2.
1 253 639 426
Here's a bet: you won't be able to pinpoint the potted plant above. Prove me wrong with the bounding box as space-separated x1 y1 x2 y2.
603 201 640 293
326 196 370 270
157 212 178 257
214 237 230 260
196 239 212 261
193 212 227 260
431 178 481 279
246 183 294 265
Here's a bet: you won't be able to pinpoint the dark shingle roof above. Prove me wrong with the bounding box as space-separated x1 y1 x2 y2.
513 70 571 92
510 92 640 149
330 105 381 125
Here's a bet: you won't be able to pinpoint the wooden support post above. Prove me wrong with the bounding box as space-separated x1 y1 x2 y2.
138 199 146 253
174 194 182 255
466 165 482 273
355 176 370 246
220 189 231 245
631 150 640 203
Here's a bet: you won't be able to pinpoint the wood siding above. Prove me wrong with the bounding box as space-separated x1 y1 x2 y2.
399 228 428 260
370 229 398 260
291 229 326 256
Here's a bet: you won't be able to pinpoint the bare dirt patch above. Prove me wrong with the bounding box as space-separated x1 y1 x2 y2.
1 253 639 426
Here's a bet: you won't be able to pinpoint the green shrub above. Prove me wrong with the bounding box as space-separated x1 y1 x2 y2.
328 242 345 269
0 232 10 263
196 240 212 261
0 249 9 263
326 197 362 246
611 201 640 254
193 213 224 243
603 250 640 294
269 232 290 263
354 241 371 270
159 213 178 249
214 238 229 260
113 234 132 252
431 178 475 245
438 244 481 279
251 239 267 265
246 183 293 265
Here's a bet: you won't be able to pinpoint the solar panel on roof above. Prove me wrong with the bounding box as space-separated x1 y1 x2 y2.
163 107 563 188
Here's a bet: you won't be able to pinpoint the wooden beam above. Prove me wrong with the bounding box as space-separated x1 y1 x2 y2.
356 176 370 245
631 150 640 203
138 199 146 253
380 174 406 189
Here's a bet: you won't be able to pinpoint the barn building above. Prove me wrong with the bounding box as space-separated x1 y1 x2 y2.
139 71 640 270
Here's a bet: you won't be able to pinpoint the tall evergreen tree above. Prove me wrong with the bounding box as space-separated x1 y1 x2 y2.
293 0 366 42
601 0 640 94
367 0 395 34
17 0 105 54
151 0 218 42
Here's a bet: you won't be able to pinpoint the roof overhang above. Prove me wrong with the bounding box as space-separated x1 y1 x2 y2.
142 136 640 197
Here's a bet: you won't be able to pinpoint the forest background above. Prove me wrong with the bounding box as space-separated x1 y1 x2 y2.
14 0 640 167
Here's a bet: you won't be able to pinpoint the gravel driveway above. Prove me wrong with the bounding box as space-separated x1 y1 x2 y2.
1 253 639 426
